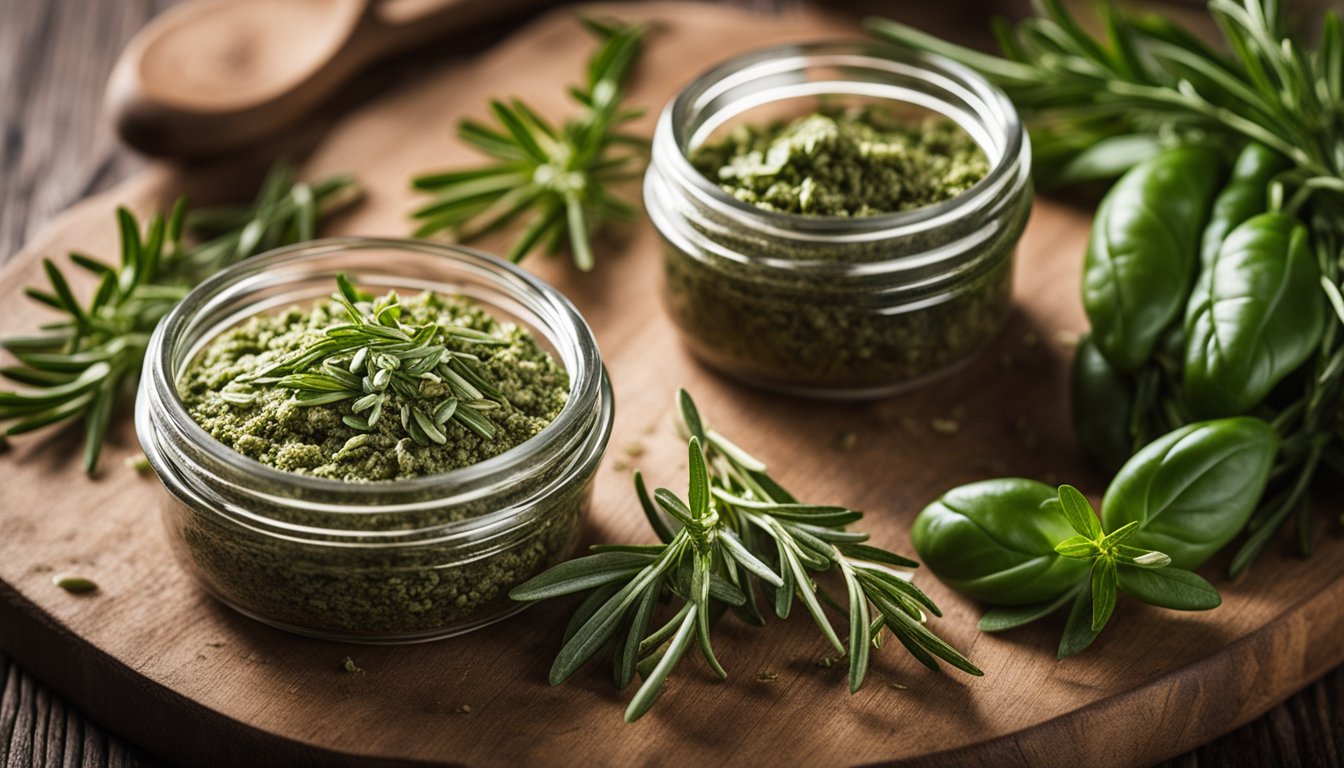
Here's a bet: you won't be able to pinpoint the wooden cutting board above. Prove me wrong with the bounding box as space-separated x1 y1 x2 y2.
3 4 1342 767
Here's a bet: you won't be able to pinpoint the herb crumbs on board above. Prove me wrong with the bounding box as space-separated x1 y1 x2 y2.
52 573 98 593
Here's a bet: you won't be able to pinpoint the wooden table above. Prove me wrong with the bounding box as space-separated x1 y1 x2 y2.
0 2 1340 766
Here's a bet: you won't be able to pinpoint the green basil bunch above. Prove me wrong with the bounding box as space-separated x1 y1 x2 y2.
912 417 1277 657
1070 142 1330 573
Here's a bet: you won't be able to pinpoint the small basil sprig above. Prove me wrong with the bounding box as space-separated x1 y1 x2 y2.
511 389 979 723
915 416 1274 658
963 485 1219 659
1047 485 1217 657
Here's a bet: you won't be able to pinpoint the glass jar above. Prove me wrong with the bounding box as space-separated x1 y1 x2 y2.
135 239 613 643
645 41 1032 398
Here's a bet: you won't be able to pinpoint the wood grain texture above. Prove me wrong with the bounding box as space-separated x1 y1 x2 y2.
1 2 1342 767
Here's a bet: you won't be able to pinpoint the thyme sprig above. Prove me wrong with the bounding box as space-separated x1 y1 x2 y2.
234 274 508 445
0 163 359 472
511 390 980 723
410 18 647 270
871 0 1344 573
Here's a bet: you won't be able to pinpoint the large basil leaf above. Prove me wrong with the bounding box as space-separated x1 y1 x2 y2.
913 479 1089 606
1100 417 1278 570
1184 213 1323 418
1083 147 1222 372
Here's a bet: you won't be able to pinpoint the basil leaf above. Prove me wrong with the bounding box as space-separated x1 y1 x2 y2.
1071 333 1138 473
978 585 1082 632
1184 212 1324 418
1101 417 1278 570
1083 147 1222 371
1117 565 1221 610
1057 588 1102 659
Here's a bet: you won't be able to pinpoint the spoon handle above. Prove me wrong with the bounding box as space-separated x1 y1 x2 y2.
107 0 557 158
349 0 554 67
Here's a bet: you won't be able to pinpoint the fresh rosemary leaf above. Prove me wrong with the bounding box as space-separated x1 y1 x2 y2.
652 488 695 528
564 581 623 646
514 389 977 721
839 559 871 693
616 575 661 689
676 387 706 443
624 606 696 723
634 470 676 543
509 552 655 600
0 163 358 472
717 529 783 586
410 19 646 270
836 543 919 569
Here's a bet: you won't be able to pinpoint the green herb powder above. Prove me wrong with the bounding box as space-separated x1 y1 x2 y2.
691 109 988 217
655 107 1019 394
180 291 568 481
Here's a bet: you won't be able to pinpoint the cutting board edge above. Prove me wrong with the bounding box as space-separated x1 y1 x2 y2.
0 578 454 768
888 565 1344 768
4 521 1342 768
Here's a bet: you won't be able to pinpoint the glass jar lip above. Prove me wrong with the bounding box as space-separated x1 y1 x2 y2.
657 39 1027 240
145 237 605 500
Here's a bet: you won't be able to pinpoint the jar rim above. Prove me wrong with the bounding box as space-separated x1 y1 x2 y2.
141 237 606 503
655 39 1028 242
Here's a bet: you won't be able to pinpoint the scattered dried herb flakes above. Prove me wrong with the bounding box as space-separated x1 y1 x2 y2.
930 418 960 435
342 656 363 674
52 573 98 593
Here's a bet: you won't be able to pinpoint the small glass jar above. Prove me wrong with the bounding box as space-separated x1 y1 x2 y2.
135 239 613 643
645 41 1032 398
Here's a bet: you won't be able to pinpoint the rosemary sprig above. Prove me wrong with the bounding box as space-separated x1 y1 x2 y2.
511 390 980 723
410 17 647 271
0 163 359 472
867 0 1344 189
232 274 508 445
870 0 1344 573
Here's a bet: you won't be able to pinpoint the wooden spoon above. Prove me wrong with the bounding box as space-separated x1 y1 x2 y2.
106 0 546 158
